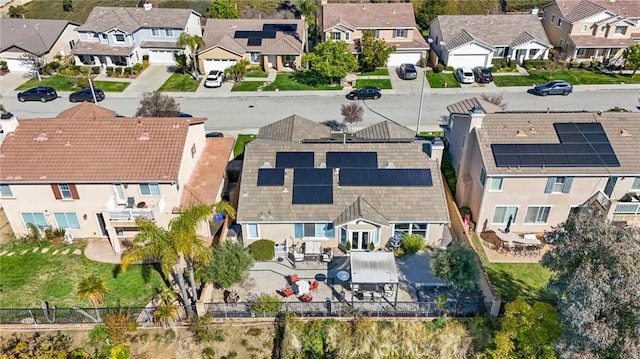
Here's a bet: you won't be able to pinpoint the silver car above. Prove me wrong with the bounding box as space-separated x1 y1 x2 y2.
454 67 475 84
204 70 224 88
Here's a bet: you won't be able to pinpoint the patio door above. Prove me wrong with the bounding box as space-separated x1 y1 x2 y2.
351 231 371 251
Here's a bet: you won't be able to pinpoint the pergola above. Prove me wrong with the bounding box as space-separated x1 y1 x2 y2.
349 251 399 306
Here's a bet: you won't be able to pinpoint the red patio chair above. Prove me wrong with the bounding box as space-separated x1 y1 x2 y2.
289 274 299 284
309 280 319 292
278 288 294 298
300 293 313 302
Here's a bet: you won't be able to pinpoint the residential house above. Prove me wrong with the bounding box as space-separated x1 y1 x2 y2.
72 3 202 67
198 19 306 73
0 103 234 253
236 115 450 252
319 2 429 66
428 14 552 68
541 0 640 63
443 97 640 233
0 18 79 72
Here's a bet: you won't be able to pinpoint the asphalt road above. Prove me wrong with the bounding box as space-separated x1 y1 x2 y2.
2 87 639 135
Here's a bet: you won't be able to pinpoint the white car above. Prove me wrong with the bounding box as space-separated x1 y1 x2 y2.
204 70 224 88
454 67 475 84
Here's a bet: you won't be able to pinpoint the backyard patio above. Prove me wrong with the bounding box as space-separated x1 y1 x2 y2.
479 230 549 263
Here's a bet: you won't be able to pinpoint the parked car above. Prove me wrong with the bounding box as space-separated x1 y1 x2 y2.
532 80 573 96
346 87 382 100
454 67 475 84
398 63 418 80
204 70 224 88
165 111 193 117
206 132 224 138
17 86 58 103
473 67 493 83
69 88 105 102
1 112 14 120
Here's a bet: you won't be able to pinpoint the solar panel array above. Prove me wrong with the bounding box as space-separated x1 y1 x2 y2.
234 24 296 46
276 152 314 168
257 168 284 186
339 169 433 187
326 151 378 168
292 168 333 205
491 122 620 168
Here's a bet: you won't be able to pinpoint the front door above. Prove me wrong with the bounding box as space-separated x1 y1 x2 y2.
351 231 371 251
268 55 277 69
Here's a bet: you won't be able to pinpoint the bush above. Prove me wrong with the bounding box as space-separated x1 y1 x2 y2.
202 347 215 359
106 67 114 76
524 59 551 70
569 61 579 69
251 293 282 316
0 60 8 72
76 77 89 89
417 57 427 67
393 247 405 258
245 328 262 337
91 66 100 74
124 67 133 76
445 65 454 71
142 60 149 68
491 58 507 70
142 55 149 62
401 234 424 253
114 67 124 76
580 60 591 68
434 64 445 73
132 63 143 74
248 239 275 261
68 348 91 358
250 64 262 71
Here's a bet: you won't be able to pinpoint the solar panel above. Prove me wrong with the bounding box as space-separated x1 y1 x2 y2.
598 154 620 166
263 23 297 32
326 152 377 168
261 30 277 38
553 123 579 133
292 185 333 204
518 154 545 166
293 168 332 186
516 144 541 154
584 132 609 143
575 123 605 132
494 154 520 167
339 169 433 186
276 152 314 168
557 132 586 143
247 37 262 46
257 168 285 186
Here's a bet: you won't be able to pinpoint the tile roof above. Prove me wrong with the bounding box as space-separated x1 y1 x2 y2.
387 29 429 49
258 115 331 142
354 120 415 139
552 1 640 22
447 97 504 115
474 112 640 176
179 137 235 209
334 197 390 227
0 19 78 55
140 41 179 49
0 116 206 183
569 34 634 47
200 19 305 55
56 103 117 119
322 3 417 29
237 140 449 224
431 15 551 50
77 6 197 33
71 41 134 56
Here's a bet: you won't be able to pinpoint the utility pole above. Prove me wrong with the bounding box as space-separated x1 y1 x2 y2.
416 68 425 136
88 75 97 103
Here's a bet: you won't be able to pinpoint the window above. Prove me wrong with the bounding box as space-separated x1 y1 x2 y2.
604 176 618 197
524 206 551 224
114 34 125 43
582 24 588 32
249 52 261 63
492 206 518 224
576 48 586 56
165 29 173 37
615 26 627 34
0 184 13 197
529 48 537 58
69 40 75 49
91 32 98 38
58 184 73 199
22 213 47 228
139 183 160 196
345 32 350 40
372 30 379 38
631 177 640 190
493 47 506 57
284 54 296 63
54 213 80 229
480 168 486 186
544 176 573 193
394 29 407 38
294 223 335 238
551 15 555 23
331 32 341 40
489 177 503 191
557 18 563 27
101 34 108 39
247 224 259 238
600 26 606 32
151 28 160 37
393 223 428 239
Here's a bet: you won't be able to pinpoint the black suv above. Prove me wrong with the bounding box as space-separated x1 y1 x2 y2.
473 67 493 83
346 87 382 100
398 63 418 80
17 86 58 103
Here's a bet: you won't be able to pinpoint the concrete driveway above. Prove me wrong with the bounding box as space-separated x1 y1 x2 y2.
387 66 429 95
122 64 174 94
0 71 28 95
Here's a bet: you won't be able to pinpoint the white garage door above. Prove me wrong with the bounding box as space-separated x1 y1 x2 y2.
4 58 30 72
203 58 238 72
148 50 176 64
387 52 422 67
448 54 489 69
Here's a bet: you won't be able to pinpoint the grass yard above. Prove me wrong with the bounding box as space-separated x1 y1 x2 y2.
354 79 392 89
262 74 342 91
358 68 389 76
233 134 257 158
158 73 200 92
21 0 140 22
16 76 129 92
245 70 269 78
471 234 553 301
426 72 461 88
231 81 265 92
0 242 165 308
91 81 130 92
493 69 640 87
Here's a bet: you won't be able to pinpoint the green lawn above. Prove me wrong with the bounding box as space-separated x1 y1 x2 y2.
233 134 257 158
21 0 140 22
231 81 265 92
426 73 461 88
245 71 269 78
158 73 201 92
16 76 128 92
359 68 389 76
0 242 164 308
355 79 392 89
493 69 640 87
471 234 553 301
262 74 342 91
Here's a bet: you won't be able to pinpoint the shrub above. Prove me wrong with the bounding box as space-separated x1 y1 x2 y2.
132 63 143 74
0 60 8 71
79 66 92 75
91 66 101 74
245 328 262 337
508 61 518 71
248 239 275 261
104 309 137 344
68 348 91 358
491 58 507 69
417 57 427 67
142 60 149 68
106 67 114 76
124 67 133 76
393 247 405 258
114 67 124 76
434 64 445 73
445 65 454 71
250 64 262 71
251 293 282 316
76 77 89 89
401 234 424 253
188 315 226 343
202 347 215 359
569 61 579 69
580 60 591 68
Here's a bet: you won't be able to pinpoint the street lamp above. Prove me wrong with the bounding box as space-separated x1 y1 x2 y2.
416 38 433 136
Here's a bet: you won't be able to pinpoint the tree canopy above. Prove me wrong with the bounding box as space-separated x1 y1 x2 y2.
209 0 240 19
135 91 180 117
541 214 640 358
430 243 478 290
303 40 357 84
357 30 396 72
623 44 640 75
203 241 254 289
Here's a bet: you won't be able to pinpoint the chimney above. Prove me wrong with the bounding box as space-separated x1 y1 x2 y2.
143 2 152 11
427 137 445 165
469 106 485 130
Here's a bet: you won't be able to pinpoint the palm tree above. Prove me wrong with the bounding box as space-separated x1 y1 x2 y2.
176 33 205 78
77 275 108 321
153 303 179 328
154 286 178 306
214 200 236 243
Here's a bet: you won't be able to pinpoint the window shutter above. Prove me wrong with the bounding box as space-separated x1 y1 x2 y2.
51 184 62 199
294 224 303 238
562 177 573 193
69 184 80 199
544 177 556 193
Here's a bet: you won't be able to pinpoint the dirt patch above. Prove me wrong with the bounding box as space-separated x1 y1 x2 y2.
0 207 15 244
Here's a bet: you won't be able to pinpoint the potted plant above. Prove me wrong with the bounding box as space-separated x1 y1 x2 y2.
345 241 351 255
368 242 375 252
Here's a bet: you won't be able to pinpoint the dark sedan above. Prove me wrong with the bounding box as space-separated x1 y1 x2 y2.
17 86 58 103
532 80 573 96
346 87 381 100
69 88 105 102
473 67 493 83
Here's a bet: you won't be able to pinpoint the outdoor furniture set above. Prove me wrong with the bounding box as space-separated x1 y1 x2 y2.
277 273 320 302
291 241 333 263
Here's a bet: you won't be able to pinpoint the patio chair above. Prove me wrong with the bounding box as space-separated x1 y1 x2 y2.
292 250 304 262
278 288 294 298
309 280 319 292
300 293 313 302
289 274 299 284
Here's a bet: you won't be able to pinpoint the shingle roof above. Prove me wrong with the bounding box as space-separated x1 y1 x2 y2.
71 41 134 56
474 112 640 176
77 6 197 33
447 97 504 115
431 15 551 50
334 197 389 227
569 34 634 47
0 19 78 55
322 3 417 29
237 140 449 224
552 0 640 22
258 115 331 142
354 121 415 139
0 115 205 183
200 19 305 55
140 41 179 49
56 103 117 119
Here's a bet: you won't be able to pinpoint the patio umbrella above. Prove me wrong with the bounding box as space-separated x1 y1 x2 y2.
504 215 513 233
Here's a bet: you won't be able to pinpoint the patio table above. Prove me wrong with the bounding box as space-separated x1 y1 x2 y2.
294 280 310 295
336 270 350 282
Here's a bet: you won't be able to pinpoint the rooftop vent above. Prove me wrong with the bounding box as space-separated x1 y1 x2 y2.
143 2 152 11
385 162 395 168
64 140 71 146
318 162 326 168
283 187 288 193
261 161 272 168
621 129 632 136
135 120 143 127
138 132 150 141
516 130 528 137
34 133 48 142
39 175 46 179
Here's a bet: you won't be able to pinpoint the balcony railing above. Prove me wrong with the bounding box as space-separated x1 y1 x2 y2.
613 202 640 215
108 209 154 221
